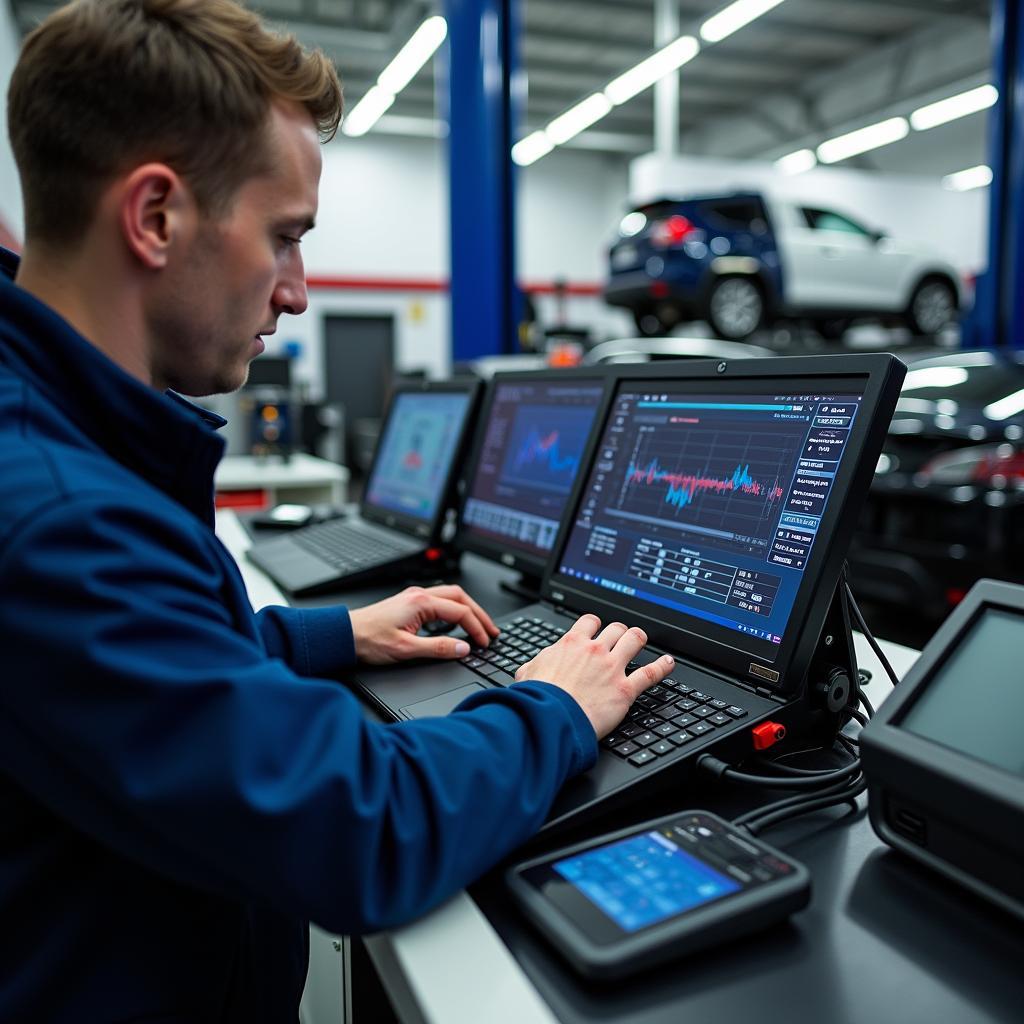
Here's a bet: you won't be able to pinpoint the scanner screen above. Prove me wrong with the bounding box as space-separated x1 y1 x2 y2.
902 606 1024 777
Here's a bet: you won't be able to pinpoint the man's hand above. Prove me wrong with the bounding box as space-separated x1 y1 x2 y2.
349 585 500 665
514 614 675 739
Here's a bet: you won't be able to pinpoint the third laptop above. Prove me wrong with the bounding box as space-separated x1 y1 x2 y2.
248 378 478 595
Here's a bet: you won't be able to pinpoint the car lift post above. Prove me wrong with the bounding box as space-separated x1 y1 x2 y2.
442 0 522 363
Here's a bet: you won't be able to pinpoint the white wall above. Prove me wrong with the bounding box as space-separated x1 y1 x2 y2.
630 153 989 276
0 0 24 242
268 133 634 396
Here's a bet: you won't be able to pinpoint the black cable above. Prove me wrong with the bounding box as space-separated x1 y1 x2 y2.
860 690 875 718
698 753 861 790
733 774 861 830
742 777 866 836
844 580 901 688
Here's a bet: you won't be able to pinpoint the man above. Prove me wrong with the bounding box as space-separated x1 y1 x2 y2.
0 0 674 1019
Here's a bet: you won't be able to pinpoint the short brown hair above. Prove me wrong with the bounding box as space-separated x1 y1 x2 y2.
7 0 343 246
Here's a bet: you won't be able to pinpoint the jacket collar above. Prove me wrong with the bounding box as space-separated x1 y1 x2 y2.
0 247 226 524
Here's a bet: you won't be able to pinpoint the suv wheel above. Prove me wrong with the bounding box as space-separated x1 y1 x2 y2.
907 278 957 336
707 276 764 341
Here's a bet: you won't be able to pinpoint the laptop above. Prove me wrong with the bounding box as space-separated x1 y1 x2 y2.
248 378 479 595
456 367 614 595
355 354 906 830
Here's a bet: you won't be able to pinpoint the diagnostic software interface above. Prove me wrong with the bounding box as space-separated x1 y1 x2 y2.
365 390 472 522
558 383 863 659
462 379 604 558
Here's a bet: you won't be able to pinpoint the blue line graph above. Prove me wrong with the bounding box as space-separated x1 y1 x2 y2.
500 404 596 494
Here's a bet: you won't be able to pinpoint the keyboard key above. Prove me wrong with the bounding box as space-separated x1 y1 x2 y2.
619 723 642 738
725 705 748 719
654 722 677 737
674 698 698 712
709 699 729 710
633 731 658 747
692 705 716 719
708 711 732 727
628 749 657 766
668 730 694 746
690 721 714 736
672 713 698 729
613 741 640 757
602 732 626 749
649 740 674 756
690 691 711 702
639 715 662 730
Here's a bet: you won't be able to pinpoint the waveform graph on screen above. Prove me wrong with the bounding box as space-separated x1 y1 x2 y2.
613 422 802 545
500 404 595 494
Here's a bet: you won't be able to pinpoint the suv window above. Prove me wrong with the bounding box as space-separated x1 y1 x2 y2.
802 207 872 236
702 199 765 230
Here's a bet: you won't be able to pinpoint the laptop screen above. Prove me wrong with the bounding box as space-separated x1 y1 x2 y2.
364 390 473 524
556 381 865 663
461 378 605 561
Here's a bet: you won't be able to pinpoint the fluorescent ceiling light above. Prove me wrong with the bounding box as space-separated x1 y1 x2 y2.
902 366 969 391
985 388 1024 421
816 116 909 164
774 148 816 175
342 17 447 138
942 164 993 192
377 16 448 95
604 36 700 106
545 93 613 146
700 0 786 44
342 85 396 137
910 84 998 131
512 131 555 167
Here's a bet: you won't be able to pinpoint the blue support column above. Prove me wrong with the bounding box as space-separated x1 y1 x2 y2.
978 0 1024 348
443 0 519 364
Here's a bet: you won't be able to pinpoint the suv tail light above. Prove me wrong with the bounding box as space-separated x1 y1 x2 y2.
651 215 696 248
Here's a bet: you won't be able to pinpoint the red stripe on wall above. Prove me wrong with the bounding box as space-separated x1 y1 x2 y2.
305 275 604 297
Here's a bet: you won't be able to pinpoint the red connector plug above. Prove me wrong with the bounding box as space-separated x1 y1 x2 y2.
751 720 786 751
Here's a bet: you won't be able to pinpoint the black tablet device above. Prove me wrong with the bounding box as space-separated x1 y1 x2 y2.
507 810 810 979
862 577 1024 921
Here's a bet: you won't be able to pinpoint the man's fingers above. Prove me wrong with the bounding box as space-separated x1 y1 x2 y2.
423 596 490 648
611 625 648 665
406 633 472 661
627 654 676 695
596 621 629 650
427 585 500 637
568 613 601 637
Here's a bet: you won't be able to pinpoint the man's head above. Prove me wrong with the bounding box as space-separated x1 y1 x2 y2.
7 0 344 395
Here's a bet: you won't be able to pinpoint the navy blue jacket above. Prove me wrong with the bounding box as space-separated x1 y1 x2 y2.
0 248 596 1022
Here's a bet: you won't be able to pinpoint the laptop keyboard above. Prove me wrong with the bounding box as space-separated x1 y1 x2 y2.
291 521 412 571
460 615 750 768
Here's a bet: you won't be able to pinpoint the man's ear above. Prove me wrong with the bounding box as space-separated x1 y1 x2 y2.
118 163 192 270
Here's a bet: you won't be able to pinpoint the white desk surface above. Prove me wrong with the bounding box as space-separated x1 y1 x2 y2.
215 452 348 488
215 510 921 1024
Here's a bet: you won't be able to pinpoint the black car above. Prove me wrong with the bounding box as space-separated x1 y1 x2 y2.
849 350 1024 642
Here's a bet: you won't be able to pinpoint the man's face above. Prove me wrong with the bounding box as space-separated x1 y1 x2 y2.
148 101 321 396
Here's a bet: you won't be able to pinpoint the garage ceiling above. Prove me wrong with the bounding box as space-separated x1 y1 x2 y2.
6 0 993 169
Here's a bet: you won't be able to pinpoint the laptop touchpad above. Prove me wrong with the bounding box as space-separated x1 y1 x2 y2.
401 683 485 720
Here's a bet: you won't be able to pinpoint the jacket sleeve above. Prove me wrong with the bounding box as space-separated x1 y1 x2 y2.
0 496 597 934
254 603 357 677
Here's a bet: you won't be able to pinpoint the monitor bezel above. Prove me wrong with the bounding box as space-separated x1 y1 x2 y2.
455 367 615 578
861 579 1024 873
539 354 905 698
360 378 480 538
